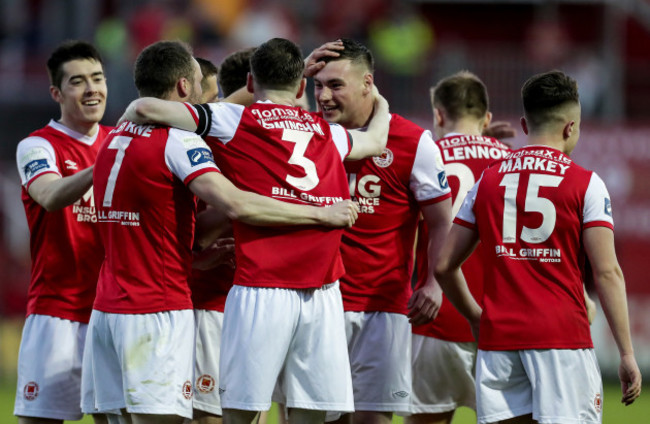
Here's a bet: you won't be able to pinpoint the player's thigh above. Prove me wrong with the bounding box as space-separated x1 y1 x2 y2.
345 311 411 413
193 309 224 416
14 314 86 421
220 285 297 411
475 350 532 424
521 348 602 423
410 335 477 414
277 282 353 413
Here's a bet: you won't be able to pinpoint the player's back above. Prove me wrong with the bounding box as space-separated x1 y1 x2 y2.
460 145 611 350
414 134 510 342
197 101 351 289
93 121 210 313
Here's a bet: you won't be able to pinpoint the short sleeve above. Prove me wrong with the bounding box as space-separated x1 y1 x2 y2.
16 136 60 187
192 102 245 144
165 128 220 185
329 123 352 160
454 177 481 228
583 172 614 230
410 131 452 204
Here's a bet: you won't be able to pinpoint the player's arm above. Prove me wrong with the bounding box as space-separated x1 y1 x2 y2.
221 86 254 106
434 223 482 340
584 226 642 405
189 171 358 228
120 97 198 131
28 166 93 212
407 198 452 325
345 88 390 160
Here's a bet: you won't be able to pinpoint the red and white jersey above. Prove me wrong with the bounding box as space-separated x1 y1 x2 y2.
413 134 510 341
455 145 613 350
93 120 219 314
190 201 233 312
188 101 352 289
340 114 451 314
16 120 111 323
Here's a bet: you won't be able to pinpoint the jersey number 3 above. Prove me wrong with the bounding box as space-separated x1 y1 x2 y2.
283 129 319 191
500 173 563 244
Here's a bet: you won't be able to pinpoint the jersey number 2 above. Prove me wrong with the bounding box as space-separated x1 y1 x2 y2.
102 136 133 207
500 173 563 244
283 129 319 191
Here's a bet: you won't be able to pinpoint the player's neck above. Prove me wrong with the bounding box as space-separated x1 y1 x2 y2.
447 120 483 137
526 135 567 154
57 116 99 137
254 89 297 107
344 100 375 130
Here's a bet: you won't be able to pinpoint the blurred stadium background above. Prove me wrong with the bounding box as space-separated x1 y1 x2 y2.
0 0 649 421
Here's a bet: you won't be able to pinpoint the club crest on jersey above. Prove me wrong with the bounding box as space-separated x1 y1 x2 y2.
594 393 602 412
373 148 393 168
23 381 39 401
24 159 49 179
196 374 215 393
604 198 612 216
187 148 214 166
438 170 449 189
182 380 193 399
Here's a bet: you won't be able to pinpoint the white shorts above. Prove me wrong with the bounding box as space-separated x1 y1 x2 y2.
81 310 195 419
410 335 477 414
193 309 223 416
14 314 87 420
221 282 353 413
476 349 603 424
344 311 412 413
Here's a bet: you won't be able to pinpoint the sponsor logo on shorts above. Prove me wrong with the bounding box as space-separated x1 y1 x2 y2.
594 392 602 412
196 374 215 394
373 148 393 168
187 148 215 166
24 381 39 401
392 390 409 398
182 380 193 399
24 159 49 179
438 170 449 189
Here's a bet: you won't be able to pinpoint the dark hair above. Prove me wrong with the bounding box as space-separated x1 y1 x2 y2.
522 70 579 130
47 40 103 88
218 47 256 97
134 41 195 98
318 38 374 73
196 57 219 93
250 38 304 90
431 71 488 121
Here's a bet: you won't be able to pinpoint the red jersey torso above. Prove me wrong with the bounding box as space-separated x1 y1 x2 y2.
194 101 352 289
455 145 613 350
93 121 218 313
413 134 510 341
16 120 111 323
340 114 451 314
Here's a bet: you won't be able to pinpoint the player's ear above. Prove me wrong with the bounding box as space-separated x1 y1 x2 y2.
296 78 306 100
246 72 254 94
49 85 62 103
433 107 444 128
362 72 373 96
520 117 529 135
483 111 493 130
177 77 190 98
563 120 575 139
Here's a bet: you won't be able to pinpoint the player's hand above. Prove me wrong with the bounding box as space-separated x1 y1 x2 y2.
407 280 443 326
584 291 597 325
192 238 235 270
116 100 139 127
321 200 359 228
482 121 516 140
304 39 344 78
619 354 642 405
